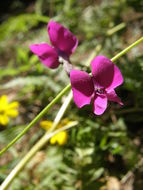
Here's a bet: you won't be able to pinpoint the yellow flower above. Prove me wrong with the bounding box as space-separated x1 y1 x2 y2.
40 119 72 145
0 95 19 125
50 131 68 145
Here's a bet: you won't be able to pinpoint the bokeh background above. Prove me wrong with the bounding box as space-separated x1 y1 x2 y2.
0 0 143 189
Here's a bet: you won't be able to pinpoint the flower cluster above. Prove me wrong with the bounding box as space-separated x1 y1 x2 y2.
30 20 123 115
0 95 19 125
40 119 72 145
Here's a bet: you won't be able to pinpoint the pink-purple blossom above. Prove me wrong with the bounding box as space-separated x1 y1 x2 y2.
30 21 78 69
70 56 123 115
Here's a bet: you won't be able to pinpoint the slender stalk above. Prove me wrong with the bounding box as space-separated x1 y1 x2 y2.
1 36 143 156
0 84 71 156
49 91 73 132
0 91 73 190
106 22 126 36
111 37 143 62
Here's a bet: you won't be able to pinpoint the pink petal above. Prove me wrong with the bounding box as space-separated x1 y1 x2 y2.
91 56 123 89
106 64 123 90
70 70 94 108
93 94 107 115
30 43 60 69
48 21 78 56
106 90 123 105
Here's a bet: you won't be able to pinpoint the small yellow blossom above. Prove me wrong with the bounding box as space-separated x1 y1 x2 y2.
50 131 68 145
40 119 72 145
0 95 19 125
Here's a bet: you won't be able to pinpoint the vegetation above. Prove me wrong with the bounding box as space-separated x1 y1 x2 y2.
0 0 143 189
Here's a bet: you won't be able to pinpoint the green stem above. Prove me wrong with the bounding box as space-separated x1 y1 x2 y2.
111 37 143 62
106 22 126 36
0 84 71 156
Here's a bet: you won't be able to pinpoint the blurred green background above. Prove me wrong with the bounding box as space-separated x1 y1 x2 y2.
0 0 143 189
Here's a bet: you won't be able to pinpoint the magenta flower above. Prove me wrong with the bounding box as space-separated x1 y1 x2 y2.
70 56 123 115
30 21 78 69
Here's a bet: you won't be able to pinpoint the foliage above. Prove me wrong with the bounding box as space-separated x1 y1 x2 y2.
0 0 143 189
